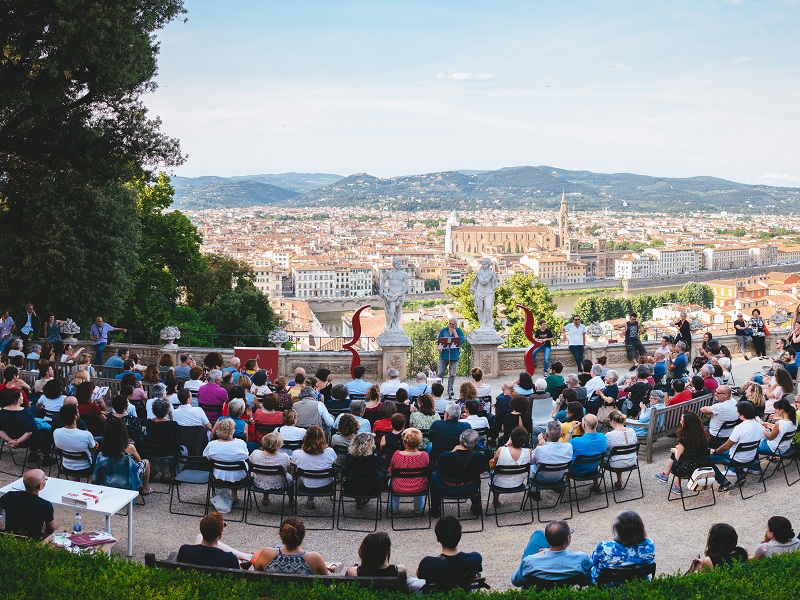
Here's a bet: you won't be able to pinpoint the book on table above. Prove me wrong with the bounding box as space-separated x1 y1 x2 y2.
62 487 106 507
68 530 117 547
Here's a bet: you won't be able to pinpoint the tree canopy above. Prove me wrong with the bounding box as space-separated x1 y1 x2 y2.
573 283 714 323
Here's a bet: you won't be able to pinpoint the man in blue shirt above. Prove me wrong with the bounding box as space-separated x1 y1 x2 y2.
89 316 127 365
437 318 464 398
408 371 432 398
428 403 470 465
511 520 591 586
105 347 129 370
668 341 689 380
113 359 142 381
345 365 372 397
565 414 607 492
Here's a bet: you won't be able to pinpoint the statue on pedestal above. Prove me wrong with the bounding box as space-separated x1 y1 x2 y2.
377 258 412 348
470 258 499 331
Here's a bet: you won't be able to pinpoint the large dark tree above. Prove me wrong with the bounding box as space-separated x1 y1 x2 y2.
0 0 186 323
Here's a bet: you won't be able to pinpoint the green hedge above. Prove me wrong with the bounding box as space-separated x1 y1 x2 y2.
2 534 800 599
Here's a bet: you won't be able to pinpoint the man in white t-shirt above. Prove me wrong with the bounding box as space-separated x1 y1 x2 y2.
563 315 587 373
52 404 97 470
379 368 409 398
700 386 739 445
172 390 211 431
710 400 764 491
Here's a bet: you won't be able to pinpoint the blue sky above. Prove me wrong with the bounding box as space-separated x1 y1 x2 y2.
144 0 800 186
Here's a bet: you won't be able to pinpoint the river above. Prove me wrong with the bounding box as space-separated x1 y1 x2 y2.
315 284 685 336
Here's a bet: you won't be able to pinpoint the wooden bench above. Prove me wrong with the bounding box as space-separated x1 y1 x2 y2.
144 552 409 591
633 393 715 463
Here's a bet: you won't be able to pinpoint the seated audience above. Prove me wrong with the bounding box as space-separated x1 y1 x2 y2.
293 386 334 430
37 379 66 420
710 401 764 491
530 421 574 491
173 389 212 431
500 395 533 444
343 432 381 506
380 413 406 468
758 398 797 456
511 519 590 586
53 403 97 473
415 517 482 591
408 372 433 398
590 510 655 583
372 401 398 434
565 413 607 493
604 410 638 489
203 418 249 504
0 388 50 463
145 398 181 458
249 432 293 506
470 367 491 398
431 382 448 414
197 370 228 423
430 429 488 517
494 382 514 424
291 425 336 509
347 532 411 588
333 399 371 434
331 413 359 467
253 393 284 432
275 409 306 447
380 367 409 397
388 427 429 516
545 362 565 397
654 411 710 495
410 394 440 449
460 399 489 430
490 427 532 506
346 365 373 397
182 366 205 393
176 512 242 569
92 417 152 494
689 523 747 571
753 516 800 558
627 390 665 438
0 468 54 540
325 384 350 412
428 403 470 465
666 379 693 406
514 372 534 396
253 516 339 574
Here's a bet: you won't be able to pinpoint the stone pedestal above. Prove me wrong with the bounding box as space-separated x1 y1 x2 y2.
467 330 504 378
377 329 413 380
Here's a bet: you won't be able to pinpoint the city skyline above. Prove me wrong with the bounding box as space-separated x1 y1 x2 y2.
144 1 800 187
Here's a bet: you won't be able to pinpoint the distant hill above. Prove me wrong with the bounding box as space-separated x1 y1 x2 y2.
171 167 800 213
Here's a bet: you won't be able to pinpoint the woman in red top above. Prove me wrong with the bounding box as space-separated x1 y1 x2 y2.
75 381 106 435
253 393 284 437
372 401 397 434
362 385 383 426
388 428 429 515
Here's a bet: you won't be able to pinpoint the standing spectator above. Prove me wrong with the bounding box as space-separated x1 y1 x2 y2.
17 304 41 341
672 311 692 359
0 469 54 539
197 370 228 423
0 309 15 353
733 312 752 361
753 516 800 558
616 313 647 366
590 510 655 583
750 309 768 360
532 319 555 375
89 316 127 365
436 318 464 398
563 315 587 373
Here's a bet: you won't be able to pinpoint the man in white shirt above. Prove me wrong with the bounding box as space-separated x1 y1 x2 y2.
710 400 764 491
530 421 574 488
379 367 409 398
52 404 97 471
563 316 587 373
346 365 373 397
460 400 490 430
146 383 172 420
583 364 605 403
431 382 448 413
700 386 739 445
172 390 211 431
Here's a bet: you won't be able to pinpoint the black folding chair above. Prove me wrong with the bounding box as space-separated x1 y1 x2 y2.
55 449 94 481
169 455 211 516
294 467 337 530
0 439 31 477
245 464 291 527
484 464 533 527
526 461 573 522
708 419 740 449
337 468 382 532
144 440 179 494
603 443 643 504
721 440 767 500
759 432 800 486
177 425 209 456
387 466 431 531
206 459 250 522
596 562 656 588
567 452 608 513
435 470 484 533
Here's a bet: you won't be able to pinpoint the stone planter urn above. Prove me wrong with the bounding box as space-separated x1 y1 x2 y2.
59 319 81 344
160 326 181 350
268 327 290 349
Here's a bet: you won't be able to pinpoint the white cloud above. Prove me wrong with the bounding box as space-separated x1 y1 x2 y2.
759 173 800 185
730 56 753 64
436 72 496 81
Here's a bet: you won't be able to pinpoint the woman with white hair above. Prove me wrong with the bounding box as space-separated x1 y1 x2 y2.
204 417 249 505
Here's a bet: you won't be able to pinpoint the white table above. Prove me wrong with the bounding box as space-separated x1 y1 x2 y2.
0 477 140 556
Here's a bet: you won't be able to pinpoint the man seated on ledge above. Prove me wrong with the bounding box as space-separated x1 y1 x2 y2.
412 516 482 591
511 520 591 587
0 468 55 540
177 512 247 569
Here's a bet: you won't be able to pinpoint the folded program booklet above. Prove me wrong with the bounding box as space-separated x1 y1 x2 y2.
68 531 116 547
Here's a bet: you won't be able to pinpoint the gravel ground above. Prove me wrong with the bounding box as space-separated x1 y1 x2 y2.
1 355 790 590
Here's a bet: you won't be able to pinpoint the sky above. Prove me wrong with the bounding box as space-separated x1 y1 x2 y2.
143 0 800 186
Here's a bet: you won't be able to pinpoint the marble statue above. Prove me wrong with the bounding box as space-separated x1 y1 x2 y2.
381 258 409 332
470 258 499 331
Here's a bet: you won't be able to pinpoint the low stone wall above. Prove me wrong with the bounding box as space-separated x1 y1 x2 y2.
86 329 784 383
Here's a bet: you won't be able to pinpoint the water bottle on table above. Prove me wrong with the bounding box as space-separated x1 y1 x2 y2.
73 512 82 535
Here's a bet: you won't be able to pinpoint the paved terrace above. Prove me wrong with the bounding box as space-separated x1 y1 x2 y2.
0 354 790 591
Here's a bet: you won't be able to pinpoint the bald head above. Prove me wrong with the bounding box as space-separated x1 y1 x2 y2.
63 396 78 407
294 367 305 376
582 413 598 432
23 469 46 493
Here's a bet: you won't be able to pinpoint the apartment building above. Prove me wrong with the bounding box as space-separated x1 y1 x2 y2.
614 253 659 279
520 255 587 285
